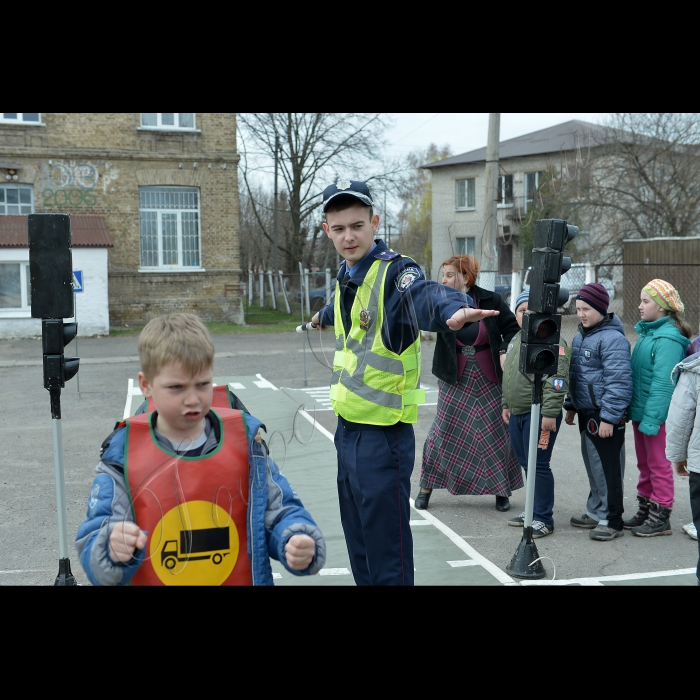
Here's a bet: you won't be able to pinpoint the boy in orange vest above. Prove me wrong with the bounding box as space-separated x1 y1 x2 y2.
76 313 325 585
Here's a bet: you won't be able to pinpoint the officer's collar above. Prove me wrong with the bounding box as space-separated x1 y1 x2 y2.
337 239 384 283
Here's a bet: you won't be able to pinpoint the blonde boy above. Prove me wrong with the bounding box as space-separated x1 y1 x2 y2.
76 313 325 585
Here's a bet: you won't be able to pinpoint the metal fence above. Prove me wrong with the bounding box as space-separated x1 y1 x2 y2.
483 264 700 348
245 268 335 317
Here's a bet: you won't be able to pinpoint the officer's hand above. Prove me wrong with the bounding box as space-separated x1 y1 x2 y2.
310 312 328 331
500 353 507 371
284 534 316 570
502 408 511 425
674 460 690 477
599 421 613 438
109 521 147 563
541 416 557 432
565 410 577 426
446 307 499 331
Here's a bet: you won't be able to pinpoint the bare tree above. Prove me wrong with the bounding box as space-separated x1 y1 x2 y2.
568 113 700 261
237 113 397 272
395 144 452 274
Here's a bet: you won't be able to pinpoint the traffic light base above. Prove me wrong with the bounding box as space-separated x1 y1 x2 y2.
505 526 546 579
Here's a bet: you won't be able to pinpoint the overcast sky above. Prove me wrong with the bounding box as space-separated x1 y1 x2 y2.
384 113 605 159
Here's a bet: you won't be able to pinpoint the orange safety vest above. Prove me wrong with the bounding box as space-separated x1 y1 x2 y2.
146 384 231 413
124 408 252 586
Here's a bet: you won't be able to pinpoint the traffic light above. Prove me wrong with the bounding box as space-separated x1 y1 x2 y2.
528 219 579 314
519 312 561 375
520 218 579 375
42 319 80 391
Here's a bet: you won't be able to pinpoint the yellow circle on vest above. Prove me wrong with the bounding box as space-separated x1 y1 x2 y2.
150 500 239 586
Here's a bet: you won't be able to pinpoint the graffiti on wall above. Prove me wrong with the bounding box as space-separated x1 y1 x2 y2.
41 160 119 208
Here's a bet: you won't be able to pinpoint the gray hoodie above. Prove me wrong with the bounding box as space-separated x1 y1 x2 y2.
665 352 700 474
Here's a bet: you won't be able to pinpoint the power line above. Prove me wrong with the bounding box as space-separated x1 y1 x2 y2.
390 114 441 145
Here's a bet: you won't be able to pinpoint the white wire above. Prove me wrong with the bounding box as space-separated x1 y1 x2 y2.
529 556 556 581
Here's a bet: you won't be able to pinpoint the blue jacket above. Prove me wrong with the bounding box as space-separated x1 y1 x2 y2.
564 313 632 424
319 239 474 353
75 411 326 586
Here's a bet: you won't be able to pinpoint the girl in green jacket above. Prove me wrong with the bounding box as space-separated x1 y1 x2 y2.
625 279 692 537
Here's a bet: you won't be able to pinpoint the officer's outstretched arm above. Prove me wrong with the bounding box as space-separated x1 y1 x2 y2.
446 307 500 330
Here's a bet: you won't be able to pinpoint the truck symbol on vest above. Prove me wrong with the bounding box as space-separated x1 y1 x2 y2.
161 527 230 569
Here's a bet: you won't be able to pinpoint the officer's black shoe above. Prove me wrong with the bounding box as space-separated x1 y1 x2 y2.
415 490 431 510
495 496 510 512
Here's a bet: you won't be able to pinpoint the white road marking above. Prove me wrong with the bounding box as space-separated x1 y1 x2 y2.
320 568 351 576
0 569 52 574
123 377 143 419
254 374 278 389
410 520 433 526
229 382 245 390
409 498 517 585
272 572 282 579
259 373 516 585
519 567 697 586
447 560 479 568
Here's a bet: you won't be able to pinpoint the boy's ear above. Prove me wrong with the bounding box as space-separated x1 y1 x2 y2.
138 371 152 398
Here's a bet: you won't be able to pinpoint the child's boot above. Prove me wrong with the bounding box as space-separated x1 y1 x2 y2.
623 495 651 529
631 500 672 537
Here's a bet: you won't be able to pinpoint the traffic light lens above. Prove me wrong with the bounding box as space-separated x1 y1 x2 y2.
535 319 558 339
530 348 557 372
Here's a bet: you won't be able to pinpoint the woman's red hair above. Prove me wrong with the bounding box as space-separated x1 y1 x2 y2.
442 255 479 288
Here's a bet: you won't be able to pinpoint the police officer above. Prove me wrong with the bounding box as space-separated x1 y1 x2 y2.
310 180 499 585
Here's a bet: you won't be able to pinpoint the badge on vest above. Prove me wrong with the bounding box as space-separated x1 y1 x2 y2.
360 308 372 330
396 267 421 292
584 350 592 361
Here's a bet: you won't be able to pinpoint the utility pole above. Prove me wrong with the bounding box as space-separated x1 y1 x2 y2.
273 135 279 282
483 113 500 273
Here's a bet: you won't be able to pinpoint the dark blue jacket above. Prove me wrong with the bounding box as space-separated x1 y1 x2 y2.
564 313 632 424
319 239 473 353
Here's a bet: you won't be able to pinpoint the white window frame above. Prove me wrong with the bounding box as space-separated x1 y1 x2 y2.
456 237 476 256
0 258 31 317
497 174 514 208
138 187 204 272
0 184 34 215
455 178 476 211
524 171 545 213
0 113 42 125
138 113 199 132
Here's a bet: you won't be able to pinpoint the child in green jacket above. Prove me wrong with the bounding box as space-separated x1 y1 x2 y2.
501 291 570 537
625 279 692 537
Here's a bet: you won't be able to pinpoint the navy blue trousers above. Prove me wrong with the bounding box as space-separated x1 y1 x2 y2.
508 410 563 528
335 417 414 586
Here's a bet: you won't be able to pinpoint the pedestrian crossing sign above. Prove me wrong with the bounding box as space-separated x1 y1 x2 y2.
72 270 83 293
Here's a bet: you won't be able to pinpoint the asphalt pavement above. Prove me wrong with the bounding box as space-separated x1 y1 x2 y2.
1 328 697 586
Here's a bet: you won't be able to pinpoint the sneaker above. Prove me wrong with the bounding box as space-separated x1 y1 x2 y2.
682 523 698 540
589 524 624 541
532 520 554 539
570 514 599 529
508 512 526 527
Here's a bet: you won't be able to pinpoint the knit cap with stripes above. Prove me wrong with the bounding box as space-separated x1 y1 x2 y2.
576 282 609 315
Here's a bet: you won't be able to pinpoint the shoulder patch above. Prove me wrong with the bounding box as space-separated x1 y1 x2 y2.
395 266 422 292
552 378 565 392
375 250 401 260
559 345 566 356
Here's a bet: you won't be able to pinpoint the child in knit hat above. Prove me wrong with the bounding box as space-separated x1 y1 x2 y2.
624 279 692 537
564 282 633 541
501 291 570 537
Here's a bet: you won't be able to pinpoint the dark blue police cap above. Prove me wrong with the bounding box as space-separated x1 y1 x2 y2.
322 179 374 212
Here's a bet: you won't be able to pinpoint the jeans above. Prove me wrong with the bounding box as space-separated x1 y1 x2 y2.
508 410 562 528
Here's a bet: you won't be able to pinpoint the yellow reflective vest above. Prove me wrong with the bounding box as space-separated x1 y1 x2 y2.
329 258 425 425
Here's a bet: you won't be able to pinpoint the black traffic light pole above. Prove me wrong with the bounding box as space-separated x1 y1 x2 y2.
28 214 81 586
507 218 578 581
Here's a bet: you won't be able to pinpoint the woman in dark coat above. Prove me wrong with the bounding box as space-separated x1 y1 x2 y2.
415 255 523 511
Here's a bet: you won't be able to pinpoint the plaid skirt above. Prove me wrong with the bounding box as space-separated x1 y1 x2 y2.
420 355 523 496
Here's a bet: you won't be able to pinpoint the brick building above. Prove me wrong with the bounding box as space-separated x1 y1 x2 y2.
0 113 242 338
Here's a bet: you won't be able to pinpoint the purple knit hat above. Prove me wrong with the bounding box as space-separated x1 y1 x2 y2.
576 282 609 315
